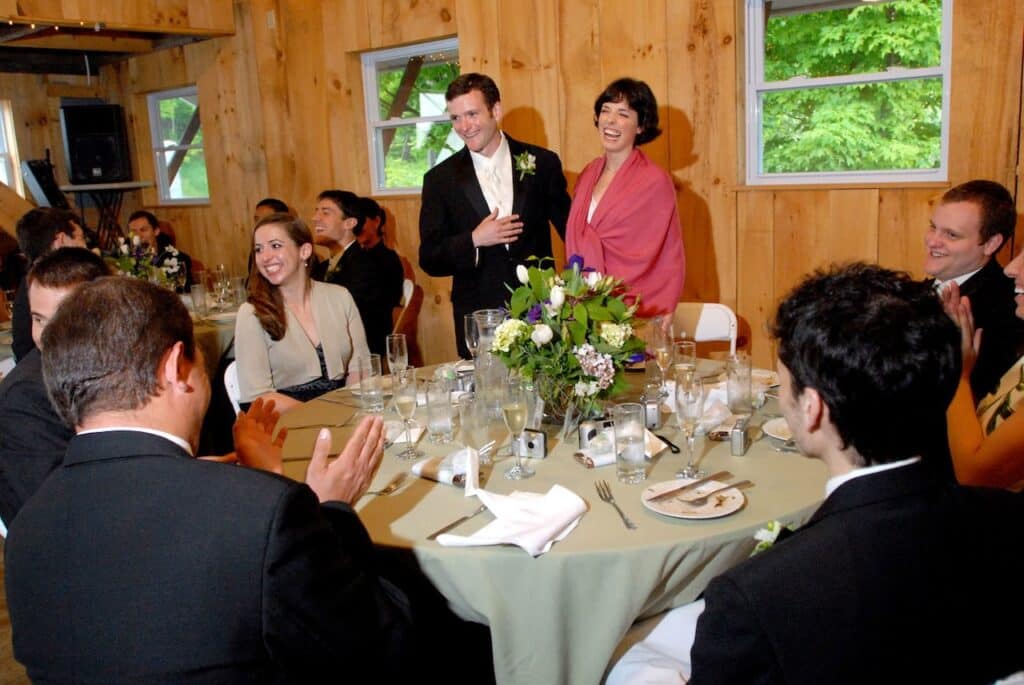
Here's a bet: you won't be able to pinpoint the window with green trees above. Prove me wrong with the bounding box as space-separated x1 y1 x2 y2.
745 0 950 185
147 86 209 202
361 38 460 193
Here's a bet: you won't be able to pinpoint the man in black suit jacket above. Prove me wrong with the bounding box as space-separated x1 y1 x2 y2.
419 72 571 358
925 180 1024 399
311 189 394 357
683 264 1024 683
5 276 412 682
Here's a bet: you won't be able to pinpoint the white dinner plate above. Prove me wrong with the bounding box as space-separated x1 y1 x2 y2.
641 478 746 520
752 368 779 387
762 417 793 442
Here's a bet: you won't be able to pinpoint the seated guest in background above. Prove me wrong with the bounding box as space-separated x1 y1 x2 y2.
5 276 412 682
254 196 290 223
356 196 405 325
0 227 26 301
236 213 369 412
127 209 194 290
0 247 108 525
943 247 1024 489
12 207 87 360
683 263 1024 683
924 180 1024 399
311 189 392 356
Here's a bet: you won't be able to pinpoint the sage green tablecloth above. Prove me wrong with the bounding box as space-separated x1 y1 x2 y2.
278 380 827 685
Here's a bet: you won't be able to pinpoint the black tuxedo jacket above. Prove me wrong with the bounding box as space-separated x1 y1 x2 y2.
11 275 32 361
313 242 394 357
958 258 1024 399
0 348 73 524
5 431 412 683
419 135 570 357
689 461 1024 684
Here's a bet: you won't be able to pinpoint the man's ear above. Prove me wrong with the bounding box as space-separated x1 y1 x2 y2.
159 341 192 393
801 386 827 434
492 100 503 124
982 233 1005 258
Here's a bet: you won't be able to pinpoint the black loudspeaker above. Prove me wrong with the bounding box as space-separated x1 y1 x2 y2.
60 104 131 185
21 157 70 208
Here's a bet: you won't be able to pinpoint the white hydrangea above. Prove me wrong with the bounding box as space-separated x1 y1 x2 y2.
492 319 529 353
598 322 632 349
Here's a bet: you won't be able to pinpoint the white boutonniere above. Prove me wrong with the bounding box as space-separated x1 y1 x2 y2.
750 520 796 557
514 151 537 181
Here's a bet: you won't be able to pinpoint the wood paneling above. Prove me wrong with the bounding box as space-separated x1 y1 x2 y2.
0 0 234 32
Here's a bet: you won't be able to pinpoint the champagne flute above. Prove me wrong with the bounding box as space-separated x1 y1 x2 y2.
464 314 480 360
458 393 491 465
673 340 697 377
675 371 705 479
652 316 674 398
502 379 534 480
386 333 408 388
394 369 422 460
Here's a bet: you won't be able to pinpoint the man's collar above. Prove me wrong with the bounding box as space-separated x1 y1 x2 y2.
77 426 194 456
825 456 919 497
932 264 985 292
469 131 509 169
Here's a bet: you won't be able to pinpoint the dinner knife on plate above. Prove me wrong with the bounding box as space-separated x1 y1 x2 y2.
647 470 734 503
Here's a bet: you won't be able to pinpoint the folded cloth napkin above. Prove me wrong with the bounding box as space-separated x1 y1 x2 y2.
575 429 666 468
662 380 731 435
385 420 425 445
436 485 587 556
411 447 480 492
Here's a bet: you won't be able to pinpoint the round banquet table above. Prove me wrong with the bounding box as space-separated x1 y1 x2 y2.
277 369 828 685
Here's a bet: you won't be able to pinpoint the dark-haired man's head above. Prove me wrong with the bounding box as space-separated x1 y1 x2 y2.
26 247 110 348
127 210 162 251
355 197 386 248
770 262 960 468
41 277 206 448
312 190 364 251
16 208 86 262
924 180 1017 282
446 73 503 157
254 197 290 223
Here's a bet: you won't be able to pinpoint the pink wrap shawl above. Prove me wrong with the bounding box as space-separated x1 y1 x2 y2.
566 148 685 318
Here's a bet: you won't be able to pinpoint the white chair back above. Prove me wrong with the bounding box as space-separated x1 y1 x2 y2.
401 278 414 307
224 360 241 415
0 356 14 380
672 302 738 356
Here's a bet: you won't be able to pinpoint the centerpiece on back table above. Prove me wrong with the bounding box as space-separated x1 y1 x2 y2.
489 255 646 436
108 235 186 291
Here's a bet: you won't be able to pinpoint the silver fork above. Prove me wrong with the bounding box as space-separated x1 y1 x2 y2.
595 480 637 530
682 480 753 506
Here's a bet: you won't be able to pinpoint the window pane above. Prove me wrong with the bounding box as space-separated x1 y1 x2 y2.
163 148 209 199
157 95 201 146
761 77 942 173
0 156 10 186
378 121 459 188
375 52 460 120
765 0 942 81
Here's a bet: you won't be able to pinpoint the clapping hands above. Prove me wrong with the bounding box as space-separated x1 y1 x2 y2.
940 281 982 377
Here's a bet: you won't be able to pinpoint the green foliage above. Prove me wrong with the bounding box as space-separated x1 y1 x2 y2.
761 0 944 174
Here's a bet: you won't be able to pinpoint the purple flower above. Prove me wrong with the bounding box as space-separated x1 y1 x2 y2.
526 304 543 324
567 254 584 271
628 352 646 364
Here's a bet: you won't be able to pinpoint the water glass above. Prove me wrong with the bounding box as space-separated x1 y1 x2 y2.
232 276 247 307
727 352 753 417
190 284 209 318
357 353 384 413
613 402 647 484
425 379 455 444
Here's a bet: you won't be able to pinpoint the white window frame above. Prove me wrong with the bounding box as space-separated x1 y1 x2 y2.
0 100 24 196
361 37 459 195
744 0 953 186
146 85 208 203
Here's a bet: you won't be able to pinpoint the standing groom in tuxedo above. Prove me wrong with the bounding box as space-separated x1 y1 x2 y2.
419 72 571 358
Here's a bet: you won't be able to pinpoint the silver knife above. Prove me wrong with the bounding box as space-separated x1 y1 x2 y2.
647 470 734 502
426 504 487 540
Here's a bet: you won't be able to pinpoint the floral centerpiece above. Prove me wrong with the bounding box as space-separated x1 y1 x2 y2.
108 235 185 291
489 255 646 429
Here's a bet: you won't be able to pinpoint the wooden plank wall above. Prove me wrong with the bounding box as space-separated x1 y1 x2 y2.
3 0 1022 367
0 0 233 32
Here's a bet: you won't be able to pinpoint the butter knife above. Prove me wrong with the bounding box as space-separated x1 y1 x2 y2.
426 503 488 540
647 470 734 503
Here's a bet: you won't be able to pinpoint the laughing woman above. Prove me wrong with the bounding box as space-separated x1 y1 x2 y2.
565 77 685 320
234 213 369 412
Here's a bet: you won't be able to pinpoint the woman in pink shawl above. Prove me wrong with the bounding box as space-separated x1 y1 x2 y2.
566 78 685 320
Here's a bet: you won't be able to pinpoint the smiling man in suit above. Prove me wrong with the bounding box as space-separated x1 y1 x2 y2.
419 72 571 358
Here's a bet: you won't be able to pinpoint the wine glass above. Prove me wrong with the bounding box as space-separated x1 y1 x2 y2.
651 316 674 397
464 314 480 360
386 333 408 378
502 379 534 480
673 340 697 377
212 264 231 311
675 370 705 479
393 369 422 461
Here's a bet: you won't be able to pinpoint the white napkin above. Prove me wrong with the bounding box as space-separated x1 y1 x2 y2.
575 429 666 468
662 380 732 435
436 485 587 557
385 420 424 445
411 447 480 493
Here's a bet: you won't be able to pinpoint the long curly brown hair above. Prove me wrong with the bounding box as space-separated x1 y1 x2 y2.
246 213 313 340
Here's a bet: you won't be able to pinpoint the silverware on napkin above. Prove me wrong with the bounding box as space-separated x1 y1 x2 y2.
426 504 488 540
647 470 734 502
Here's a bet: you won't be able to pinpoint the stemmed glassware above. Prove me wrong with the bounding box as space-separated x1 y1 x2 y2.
211 264 232 311
502 379 534 480
458 393 491 465
651 316 674 397
386 333 408 380
673 340 696 377
464 314 479 360
393 368 423 461
675 370 705 479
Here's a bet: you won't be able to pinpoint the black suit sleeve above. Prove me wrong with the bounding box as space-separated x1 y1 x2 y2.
418 168 479 278
11 279 34 361
688 577 784 685
261 486 412 681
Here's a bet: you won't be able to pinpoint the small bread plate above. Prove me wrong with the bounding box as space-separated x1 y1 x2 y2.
752 368 779 388
349 375 394 397
762 417 793 442
641 478 746 520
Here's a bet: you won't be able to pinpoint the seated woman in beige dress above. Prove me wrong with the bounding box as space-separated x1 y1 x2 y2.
234 213 370 412
943 248 1024 489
